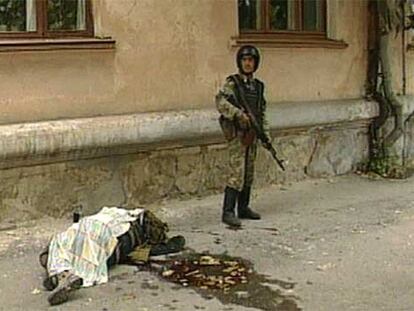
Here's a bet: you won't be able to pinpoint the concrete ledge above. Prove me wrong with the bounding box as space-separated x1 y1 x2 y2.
271 99 378 129
0 99 378 169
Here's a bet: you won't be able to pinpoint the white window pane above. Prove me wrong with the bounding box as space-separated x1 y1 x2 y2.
26 0 36 31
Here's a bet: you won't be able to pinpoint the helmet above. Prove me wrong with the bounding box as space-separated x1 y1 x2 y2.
236 45 260 73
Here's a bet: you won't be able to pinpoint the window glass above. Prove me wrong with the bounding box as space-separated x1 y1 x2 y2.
0 0 31 32
270 0 295 30
238 0 325 34
238 0 263 31
47 0 86 31
303 0 322 31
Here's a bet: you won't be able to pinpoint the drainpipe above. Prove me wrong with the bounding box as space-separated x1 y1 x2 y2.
401 0 414 168
380 34 404 147
402 109 414 167
402 1 407 96
378 0 404 148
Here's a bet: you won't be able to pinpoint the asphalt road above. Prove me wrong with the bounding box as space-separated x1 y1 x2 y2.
1 174 414 311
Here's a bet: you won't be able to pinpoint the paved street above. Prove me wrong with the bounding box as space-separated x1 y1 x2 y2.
1 174 414 311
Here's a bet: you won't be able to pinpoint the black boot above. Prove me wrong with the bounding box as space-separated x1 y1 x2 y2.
222 187 241 227
150 235 186 256
47 271 83 306
237 186 261 220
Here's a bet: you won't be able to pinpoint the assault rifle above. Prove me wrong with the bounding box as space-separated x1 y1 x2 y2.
231 76 286 171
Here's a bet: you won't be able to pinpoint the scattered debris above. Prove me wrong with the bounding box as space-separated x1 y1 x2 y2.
351 228 367 234
156 254 247 291
31 288 41 295
252 227 280 235
135 252 301 311
207 232 220 236
316 262 335 271
235 291 250 299
162 270 175 277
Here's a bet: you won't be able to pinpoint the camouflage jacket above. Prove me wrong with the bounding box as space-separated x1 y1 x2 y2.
215 73 271 142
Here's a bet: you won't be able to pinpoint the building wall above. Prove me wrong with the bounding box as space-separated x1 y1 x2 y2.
0 0 369 125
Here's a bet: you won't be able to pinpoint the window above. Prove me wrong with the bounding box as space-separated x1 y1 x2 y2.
238 0 326 37
0 0 93 38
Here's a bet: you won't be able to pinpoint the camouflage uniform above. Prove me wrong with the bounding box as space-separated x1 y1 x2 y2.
216 70 271 227
216 74 271 192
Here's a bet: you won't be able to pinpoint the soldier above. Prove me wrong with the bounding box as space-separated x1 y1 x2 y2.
216 45 272 227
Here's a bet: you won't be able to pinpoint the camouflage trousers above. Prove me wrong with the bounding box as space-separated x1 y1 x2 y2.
226 137 258 192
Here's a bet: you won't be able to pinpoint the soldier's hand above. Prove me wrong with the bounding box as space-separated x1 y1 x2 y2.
238 113 251 129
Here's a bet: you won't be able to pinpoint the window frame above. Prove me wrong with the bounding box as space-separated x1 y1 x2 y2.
0 0 94 39
239 0 327 40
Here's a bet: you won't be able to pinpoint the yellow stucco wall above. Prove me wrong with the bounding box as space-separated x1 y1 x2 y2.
0 0 391 125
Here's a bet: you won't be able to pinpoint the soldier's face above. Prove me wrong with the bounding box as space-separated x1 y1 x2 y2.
241 56 255 74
